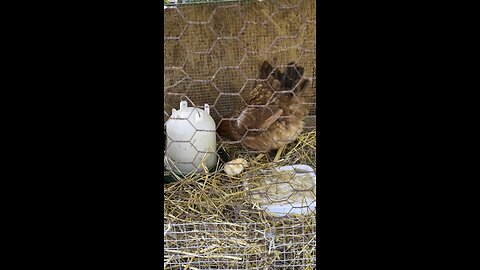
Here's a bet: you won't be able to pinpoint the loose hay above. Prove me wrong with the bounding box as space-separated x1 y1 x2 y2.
164 130 316 269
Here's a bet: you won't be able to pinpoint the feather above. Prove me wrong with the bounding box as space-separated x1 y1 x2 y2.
217 61 310 151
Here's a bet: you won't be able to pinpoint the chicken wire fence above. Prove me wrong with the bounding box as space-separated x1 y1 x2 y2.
164 0 316 127
164 220 316 269
164 0 316 269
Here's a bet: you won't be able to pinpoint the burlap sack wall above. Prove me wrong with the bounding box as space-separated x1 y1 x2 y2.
164 0 316 128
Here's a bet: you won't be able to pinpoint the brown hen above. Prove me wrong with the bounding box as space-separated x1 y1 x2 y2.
217 60 311 153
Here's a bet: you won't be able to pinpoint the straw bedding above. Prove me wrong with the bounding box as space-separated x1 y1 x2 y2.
164 130 316 269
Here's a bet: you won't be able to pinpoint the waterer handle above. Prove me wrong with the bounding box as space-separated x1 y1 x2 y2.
180 101 188 110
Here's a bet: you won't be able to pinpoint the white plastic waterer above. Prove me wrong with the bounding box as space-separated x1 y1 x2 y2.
165 101 217 175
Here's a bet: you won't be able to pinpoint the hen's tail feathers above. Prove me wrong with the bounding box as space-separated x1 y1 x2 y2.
293 77 312 96
260 61 311 95
274 68 283 82
260 60 286 84
259 61 274 79
281 62 311 96
280 62 304 90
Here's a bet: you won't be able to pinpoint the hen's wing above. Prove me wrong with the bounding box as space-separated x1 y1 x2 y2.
218 104 283 138
238 106 283 130
217 81 283 141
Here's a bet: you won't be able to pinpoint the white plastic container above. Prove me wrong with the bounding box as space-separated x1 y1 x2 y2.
243 165 316 217
165 101 217 175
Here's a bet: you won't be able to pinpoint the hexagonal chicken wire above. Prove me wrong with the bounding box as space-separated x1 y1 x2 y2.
164 0 316 269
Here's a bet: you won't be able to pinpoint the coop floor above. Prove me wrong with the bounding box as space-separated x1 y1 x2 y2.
164 130 316 269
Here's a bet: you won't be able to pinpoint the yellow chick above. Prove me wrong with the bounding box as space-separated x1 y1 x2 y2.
224 158 248 176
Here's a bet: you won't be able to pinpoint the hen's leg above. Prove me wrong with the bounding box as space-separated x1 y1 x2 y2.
273 144 285 162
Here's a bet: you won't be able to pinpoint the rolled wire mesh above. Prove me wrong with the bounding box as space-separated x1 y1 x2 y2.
164 0 316 269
